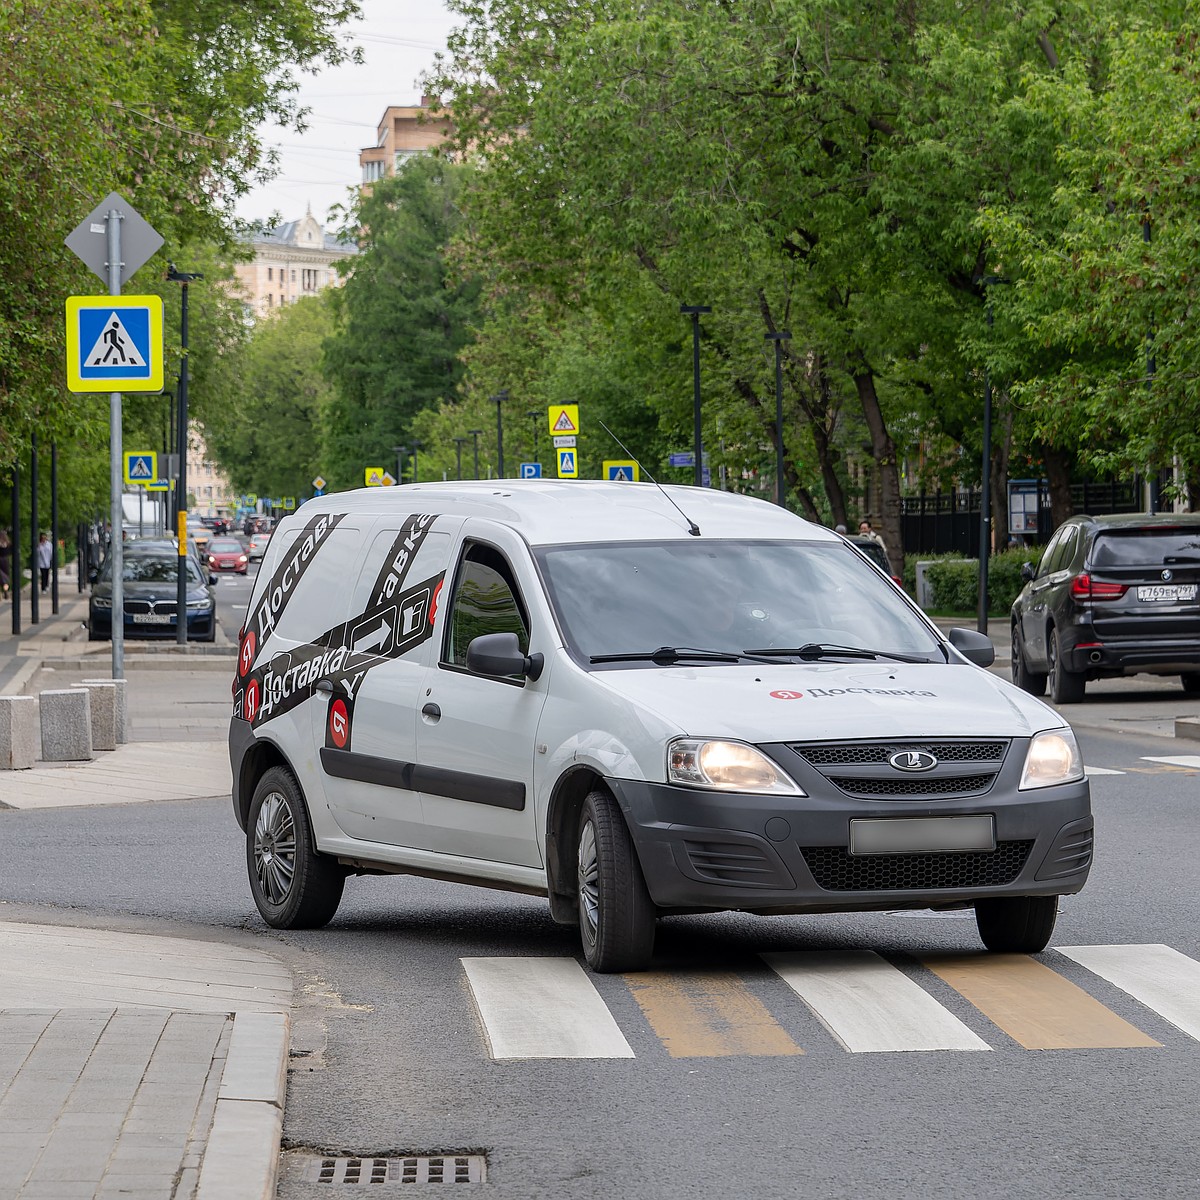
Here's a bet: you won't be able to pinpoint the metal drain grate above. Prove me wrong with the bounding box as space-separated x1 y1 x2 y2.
299 1155 487 1184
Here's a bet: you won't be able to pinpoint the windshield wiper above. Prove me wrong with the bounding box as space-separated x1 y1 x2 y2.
590 646 773 665
743 643 930 663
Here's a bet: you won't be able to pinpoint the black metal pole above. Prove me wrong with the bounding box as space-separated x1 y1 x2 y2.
767 331 792 507
51 441 59 614
978 348 992 635
492 391 508 479
527 410 539 466
30 432 39 625
176 281 189 643
10 464 19 635
454 438 466 480
469 430 482 479
681 306 711 486
1144 216 1158 515
77 521 85 594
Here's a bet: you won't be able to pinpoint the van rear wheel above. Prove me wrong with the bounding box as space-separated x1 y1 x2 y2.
975 895 1058 953
576 789 656 972
247 766 344 929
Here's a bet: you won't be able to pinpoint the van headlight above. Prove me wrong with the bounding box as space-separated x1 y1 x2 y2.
1020 728 1084 789
668 738 804 795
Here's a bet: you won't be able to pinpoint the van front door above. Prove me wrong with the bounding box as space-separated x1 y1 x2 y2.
413 536 548 869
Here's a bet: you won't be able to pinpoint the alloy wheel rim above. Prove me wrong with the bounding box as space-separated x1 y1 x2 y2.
253 791 297 905
577 819 600 947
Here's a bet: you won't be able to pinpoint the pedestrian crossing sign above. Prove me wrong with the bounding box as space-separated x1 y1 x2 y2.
123 451 157 485
66 295 164 393
365 467 384 487
557 448 578 478
604 460 639 482
547 404 579 435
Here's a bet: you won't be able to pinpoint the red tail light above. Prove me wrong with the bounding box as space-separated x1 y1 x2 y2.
1070 573 1127 601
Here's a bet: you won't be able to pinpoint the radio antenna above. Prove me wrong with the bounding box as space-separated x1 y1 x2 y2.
597 418 700 536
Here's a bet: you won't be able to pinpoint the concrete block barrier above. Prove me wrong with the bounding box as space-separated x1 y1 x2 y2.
0 696 38 769
80 681 118 751
83 677 127 743
39 689 94 762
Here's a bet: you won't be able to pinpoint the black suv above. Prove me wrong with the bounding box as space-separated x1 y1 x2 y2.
1010 513 1200 703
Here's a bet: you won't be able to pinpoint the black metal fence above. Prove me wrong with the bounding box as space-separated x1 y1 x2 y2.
900 480 1141 557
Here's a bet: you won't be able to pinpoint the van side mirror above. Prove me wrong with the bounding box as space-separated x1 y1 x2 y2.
465 632 544 681
1020 562 1035 583
947 626 995 668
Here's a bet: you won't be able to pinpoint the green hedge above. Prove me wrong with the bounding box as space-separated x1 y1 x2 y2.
919 548 1042 615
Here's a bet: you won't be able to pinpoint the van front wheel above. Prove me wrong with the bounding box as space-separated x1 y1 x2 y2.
975 895 1058 953
576 789 656 972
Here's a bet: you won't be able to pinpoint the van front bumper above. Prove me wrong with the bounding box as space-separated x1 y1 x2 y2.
605 774 1091 914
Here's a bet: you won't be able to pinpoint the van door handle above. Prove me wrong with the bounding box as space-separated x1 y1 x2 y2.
421 702 441 721
314 680 334 696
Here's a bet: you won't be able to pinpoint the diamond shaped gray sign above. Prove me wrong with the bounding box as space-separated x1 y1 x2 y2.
65 192 163 288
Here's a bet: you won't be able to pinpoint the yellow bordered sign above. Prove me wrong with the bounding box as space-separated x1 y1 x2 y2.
548 404 579 435
604 460 639 481
66 295 164 393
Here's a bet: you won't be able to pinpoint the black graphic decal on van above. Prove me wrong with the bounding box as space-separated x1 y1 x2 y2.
245 570 444 728
234 512 439 728
238 512 346 674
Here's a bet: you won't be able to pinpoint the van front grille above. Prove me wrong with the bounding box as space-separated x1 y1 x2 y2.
801 840 1033 891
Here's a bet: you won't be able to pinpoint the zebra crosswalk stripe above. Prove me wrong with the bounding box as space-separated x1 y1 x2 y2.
1140 755 1200 770
762 950 990 1053
462 957 634 1060
1057 944 1200 1042
922 953 1160 1050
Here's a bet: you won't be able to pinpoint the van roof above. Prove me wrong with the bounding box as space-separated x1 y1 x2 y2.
293 480 837 546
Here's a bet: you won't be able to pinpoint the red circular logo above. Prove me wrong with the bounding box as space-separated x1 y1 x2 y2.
244 679 260 722
770 689 805 700
238 630 257 679
329 699 349 749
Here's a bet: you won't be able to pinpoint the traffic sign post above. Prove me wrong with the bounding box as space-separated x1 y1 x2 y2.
66 296 164 393
65 194 163 679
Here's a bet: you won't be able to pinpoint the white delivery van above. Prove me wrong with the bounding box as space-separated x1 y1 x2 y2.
228 481 1091 971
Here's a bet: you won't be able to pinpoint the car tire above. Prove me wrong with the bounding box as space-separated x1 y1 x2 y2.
87 623 107 642
246 766 344 929
1182 673 1200 695
1048 627 1085 704
576 788 656 973
975 895 1058 953
1010 625 1047 697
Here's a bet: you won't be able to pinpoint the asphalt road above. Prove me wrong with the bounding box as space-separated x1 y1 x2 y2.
1 720 1198 1199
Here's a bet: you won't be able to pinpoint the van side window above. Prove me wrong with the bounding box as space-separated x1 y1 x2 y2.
445 543 529 668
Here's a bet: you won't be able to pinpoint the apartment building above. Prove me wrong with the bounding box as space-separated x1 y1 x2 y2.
359 96 451 186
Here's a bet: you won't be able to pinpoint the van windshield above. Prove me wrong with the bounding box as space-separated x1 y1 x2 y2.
536 540 941 663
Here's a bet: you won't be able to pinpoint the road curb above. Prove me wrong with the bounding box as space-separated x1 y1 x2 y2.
1176 717 1200 741
196 1011 290 1200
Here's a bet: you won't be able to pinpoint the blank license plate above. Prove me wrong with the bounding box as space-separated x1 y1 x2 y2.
1137 584 1197 602
849 815 996 856
131 613 173 624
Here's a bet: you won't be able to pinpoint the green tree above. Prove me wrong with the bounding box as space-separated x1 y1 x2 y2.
321 157 482 489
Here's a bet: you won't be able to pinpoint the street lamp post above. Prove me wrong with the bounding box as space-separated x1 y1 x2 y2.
468 429 483 479
392 445 406 485
526 410 540 466
453 437 468 480
766 331 792 507
680 305 712 487
492 390 509 478
975 275 1009 636
410 440 422 484
166 263 202 646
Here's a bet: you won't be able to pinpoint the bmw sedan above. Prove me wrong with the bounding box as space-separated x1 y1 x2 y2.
88 546 217 641
1010 512 1200 703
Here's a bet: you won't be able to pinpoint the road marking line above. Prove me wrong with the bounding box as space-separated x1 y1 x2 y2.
763 951 989 1053
1083 766 1125 776
1140 756 1200 770
922 954 1160 1050
1057 944 1200 1042
461 958 634 1060
624 970 803 1058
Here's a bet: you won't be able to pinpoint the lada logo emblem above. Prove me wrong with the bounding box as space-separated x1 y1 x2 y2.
889 750 938 772
1162 569 1174 582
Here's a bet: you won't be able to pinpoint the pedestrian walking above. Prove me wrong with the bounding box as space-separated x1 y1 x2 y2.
0 528 11 600
37 531 53 593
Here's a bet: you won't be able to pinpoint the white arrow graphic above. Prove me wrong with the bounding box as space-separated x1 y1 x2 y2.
352 618 392 656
